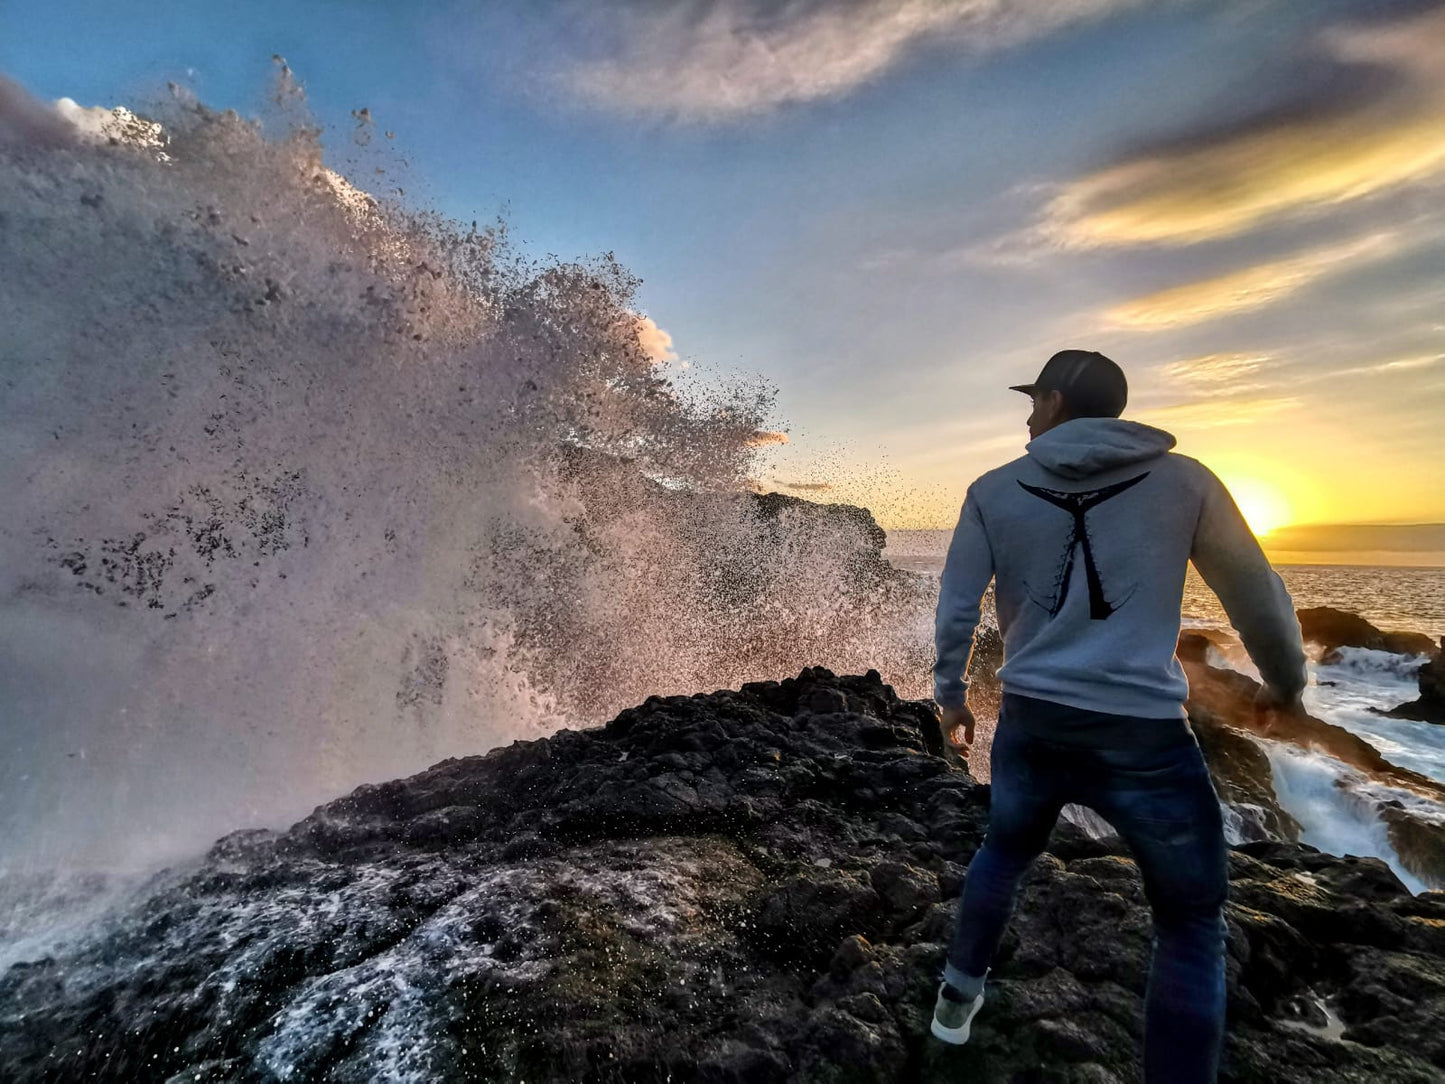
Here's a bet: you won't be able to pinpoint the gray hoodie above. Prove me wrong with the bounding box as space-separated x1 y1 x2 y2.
934 417 1306 718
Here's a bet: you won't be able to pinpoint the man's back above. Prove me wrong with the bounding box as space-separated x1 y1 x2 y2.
934 416 1306 721
929 351 1307 1083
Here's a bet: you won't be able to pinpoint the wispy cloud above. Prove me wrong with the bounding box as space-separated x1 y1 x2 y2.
561 0 1141 122
1151 349 1443 403
1104 231 1401 330
1155 352 1275 390
1330 351 1445 379
1042 6 1445 248
1134 396 1301 430
951 430 1032 458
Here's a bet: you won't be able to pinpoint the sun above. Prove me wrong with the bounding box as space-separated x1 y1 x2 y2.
1220 475 1292 538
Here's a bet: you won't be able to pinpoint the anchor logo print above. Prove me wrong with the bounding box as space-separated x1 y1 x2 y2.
1018 472 1150 620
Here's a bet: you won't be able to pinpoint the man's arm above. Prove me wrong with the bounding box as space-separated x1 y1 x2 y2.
1190 470 1307 704
934 485 996 712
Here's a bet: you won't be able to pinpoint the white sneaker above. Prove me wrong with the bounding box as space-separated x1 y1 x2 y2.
930 981 985 1045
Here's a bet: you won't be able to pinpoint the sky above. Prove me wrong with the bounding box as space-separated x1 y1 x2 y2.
3 0 1444 534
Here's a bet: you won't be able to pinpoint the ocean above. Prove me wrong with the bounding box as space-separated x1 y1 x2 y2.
883 529 1445 638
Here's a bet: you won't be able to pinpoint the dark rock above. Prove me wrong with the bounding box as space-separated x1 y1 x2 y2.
1177 627 1238 664
751 490 887 558
747 870 885 966
799 686 850 716
829 934 877 979
795 1003 908 1079
1297 606 1437 658
1187 703 1302 842
698 1041 791 1083
1332 945 1445 1065
1383 806 1445 889
3 670 1445 1082
1383 637 1445 725
869 861 941 927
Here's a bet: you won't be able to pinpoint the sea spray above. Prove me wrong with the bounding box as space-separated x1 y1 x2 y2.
0 83 933 872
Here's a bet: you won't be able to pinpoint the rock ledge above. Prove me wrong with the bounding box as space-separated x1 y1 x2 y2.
2 669 1444 1082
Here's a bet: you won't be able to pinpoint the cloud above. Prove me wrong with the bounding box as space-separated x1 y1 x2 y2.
1376 352 1445 372
944 430 1032 460
633 314 678 363
1265 522 1445 554
1133 396 1300 430
1150 349 1442 404
562 0 1140 122
1329 351 1445 379
1104 231 1401 330
746 430 790 447
1042 6 1445 248
1155 352 1275 390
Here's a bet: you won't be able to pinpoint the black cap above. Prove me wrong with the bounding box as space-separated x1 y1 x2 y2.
1010 349 1127 418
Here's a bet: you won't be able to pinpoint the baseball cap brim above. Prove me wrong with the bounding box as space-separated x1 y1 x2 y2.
1008 384 1037 395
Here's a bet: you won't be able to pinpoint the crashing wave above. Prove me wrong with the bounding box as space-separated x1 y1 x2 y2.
0 79 932 871
1264 743 1445 894
1316 645 1429 686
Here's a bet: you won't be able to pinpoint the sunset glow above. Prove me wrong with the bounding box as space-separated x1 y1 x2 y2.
1219 476 1293 539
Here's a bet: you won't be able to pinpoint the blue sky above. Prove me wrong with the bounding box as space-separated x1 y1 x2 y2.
4 0 1444 528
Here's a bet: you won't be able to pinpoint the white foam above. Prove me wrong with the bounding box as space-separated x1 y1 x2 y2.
1277 994 1346 1042
1263 743 1435 895
0 867 168 971
1061 803 1116 840
1315 646 1428 687
1306 655 1445 786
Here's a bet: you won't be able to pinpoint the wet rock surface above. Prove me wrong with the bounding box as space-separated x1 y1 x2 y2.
1384 637 1445 726
1298 607 1437 660
3 669 1445 1082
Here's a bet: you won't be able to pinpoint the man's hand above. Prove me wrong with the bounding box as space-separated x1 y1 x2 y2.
1253 683 1305 728
940 703 976 759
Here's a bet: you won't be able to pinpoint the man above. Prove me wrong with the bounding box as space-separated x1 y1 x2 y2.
928 349 1306 1082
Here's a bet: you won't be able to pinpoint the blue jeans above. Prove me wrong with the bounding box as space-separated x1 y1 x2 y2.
944 696 1229 1083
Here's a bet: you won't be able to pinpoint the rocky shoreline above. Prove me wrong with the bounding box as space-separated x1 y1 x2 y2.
3 664 1444 1082
1381 644 1445 726
1289 605 1444 726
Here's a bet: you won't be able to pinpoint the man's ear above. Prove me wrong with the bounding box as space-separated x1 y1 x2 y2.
1043 389 1067 423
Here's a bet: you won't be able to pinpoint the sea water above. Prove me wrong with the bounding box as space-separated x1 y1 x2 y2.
884 530 1445 639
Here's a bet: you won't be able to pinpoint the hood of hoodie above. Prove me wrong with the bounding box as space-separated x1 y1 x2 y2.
1026 418 1177 479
